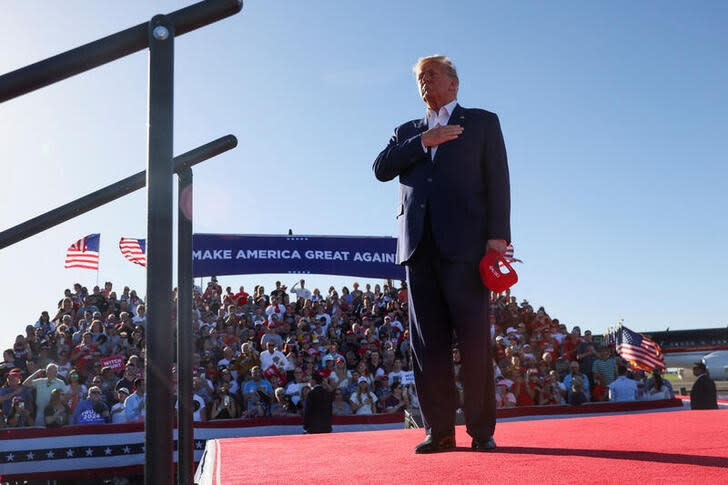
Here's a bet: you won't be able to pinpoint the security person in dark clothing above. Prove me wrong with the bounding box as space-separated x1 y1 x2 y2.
303 373 333 433
690 362 718 410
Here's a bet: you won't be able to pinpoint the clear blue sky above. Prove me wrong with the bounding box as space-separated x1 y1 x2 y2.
1 1 727 350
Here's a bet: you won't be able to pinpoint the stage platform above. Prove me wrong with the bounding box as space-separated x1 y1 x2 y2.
196 409 728 484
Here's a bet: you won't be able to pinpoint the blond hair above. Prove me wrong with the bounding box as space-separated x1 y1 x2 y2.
412 55 459 82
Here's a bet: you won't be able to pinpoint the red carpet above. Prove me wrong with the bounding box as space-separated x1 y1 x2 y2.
198 410 728 484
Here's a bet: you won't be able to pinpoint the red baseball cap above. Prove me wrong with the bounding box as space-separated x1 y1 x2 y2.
479 249 518 292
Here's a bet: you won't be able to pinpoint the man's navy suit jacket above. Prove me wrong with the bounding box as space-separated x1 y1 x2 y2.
373 104 511 264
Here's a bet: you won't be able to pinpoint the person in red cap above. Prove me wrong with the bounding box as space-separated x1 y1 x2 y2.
374 55 511 453
0 369 33 417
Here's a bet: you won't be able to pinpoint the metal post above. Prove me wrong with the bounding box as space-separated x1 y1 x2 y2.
0 135 236 250
0 0 242 104
177 167 194 485
146 14 175 485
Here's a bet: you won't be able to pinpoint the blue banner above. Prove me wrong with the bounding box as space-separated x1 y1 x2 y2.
192 234 405 280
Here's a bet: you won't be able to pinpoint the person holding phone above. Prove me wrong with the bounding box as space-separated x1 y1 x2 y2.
44 388 70 427
6 395 34 427
211 385 238 420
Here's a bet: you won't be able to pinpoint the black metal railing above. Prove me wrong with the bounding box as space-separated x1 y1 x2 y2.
0 1 243 483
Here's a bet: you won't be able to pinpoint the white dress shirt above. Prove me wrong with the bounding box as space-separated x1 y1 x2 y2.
422 99 458 159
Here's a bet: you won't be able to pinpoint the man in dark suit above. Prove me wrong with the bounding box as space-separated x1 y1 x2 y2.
373 55 510 453
690 362 718 410
303 373 333 433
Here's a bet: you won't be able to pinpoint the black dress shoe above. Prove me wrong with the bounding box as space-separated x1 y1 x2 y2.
471 436 496 452
414 433 456 454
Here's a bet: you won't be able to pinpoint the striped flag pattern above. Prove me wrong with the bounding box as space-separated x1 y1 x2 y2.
119 237 146 267
504 244 523 264
64 234 100 270
616 325 666 372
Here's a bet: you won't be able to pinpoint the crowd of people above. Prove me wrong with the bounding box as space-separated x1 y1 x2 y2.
0 278 673 429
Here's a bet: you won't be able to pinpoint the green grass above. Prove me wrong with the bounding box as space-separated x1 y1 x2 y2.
663 373 683 383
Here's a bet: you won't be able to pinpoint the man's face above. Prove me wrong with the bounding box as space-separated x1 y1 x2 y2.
89 388 102 401
416 61 457 109
570 364 579 374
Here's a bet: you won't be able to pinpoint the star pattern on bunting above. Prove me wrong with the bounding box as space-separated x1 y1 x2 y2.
1 443 148 464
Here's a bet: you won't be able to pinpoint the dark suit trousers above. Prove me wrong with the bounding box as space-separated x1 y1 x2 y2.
406 211 495 439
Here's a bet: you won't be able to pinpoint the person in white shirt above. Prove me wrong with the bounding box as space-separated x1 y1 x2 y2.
111 388 130 423
217 346 236 369
265 296 286 318
290 279 312 301
314 313 331 333
124 378 145 422
349 377 377 415
131 305 147 326
174 393 207 421
609 366 638 402
388 359 408 387
552 324 568 345
260 342 292 372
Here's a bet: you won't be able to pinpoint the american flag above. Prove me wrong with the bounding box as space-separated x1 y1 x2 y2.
64 234 100 270
501 243 523 267
119 237 146 267
0 414 401 481
615 325 665 372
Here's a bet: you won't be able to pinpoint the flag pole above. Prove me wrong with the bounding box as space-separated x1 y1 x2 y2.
96 236 101 287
